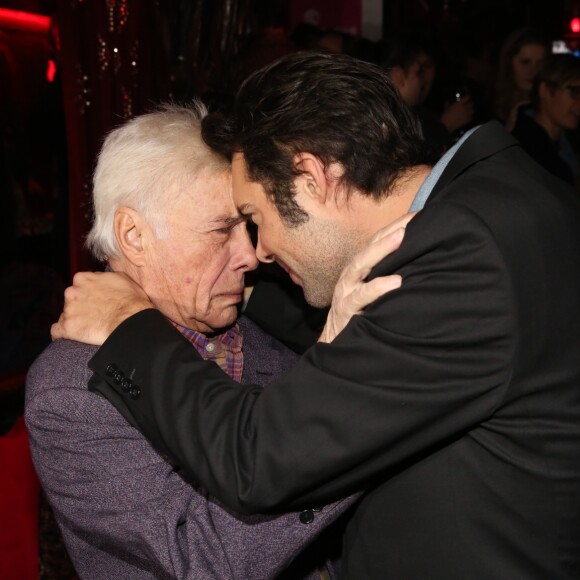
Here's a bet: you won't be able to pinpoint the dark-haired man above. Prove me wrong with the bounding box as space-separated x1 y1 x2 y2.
53 52 580 579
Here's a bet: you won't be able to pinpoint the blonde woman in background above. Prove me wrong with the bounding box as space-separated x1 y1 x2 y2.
494 27 548 130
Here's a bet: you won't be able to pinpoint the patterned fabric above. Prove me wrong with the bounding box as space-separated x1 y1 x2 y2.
172 322 243 382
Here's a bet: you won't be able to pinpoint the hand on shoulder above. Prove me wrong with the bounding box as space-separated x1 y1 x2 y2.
319 212 415 343
51 271 154 345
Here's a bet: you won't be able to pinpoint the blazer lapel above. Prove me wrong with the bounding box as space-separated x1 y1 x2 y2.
428 121 520 203
238 316 299 387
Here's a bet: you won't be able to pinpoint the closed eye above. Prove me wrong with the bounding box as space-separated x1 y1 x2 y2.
212 217 250 236
214 226 235 235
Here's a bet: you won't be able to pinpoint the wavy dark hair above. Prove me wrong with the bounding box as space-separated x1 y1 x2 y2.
202 51 433 225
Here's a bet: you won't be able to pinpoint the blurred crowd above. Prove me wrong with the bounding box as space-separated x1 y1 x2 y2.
2 12 580 580
3 15 580 386
3 17 580 388
221 20 580 192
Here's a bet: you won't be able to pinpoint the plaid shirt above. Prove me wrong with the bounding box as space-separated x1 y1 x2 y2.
171 322 243 382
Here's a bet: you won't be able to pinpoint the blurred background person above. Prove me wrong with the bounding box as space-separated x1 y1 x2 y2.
379 35 474 157
494 27 548 130
511 53 580 189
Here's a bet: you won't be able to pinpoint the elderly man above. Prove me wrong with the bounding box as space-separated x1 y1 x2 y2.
53 52 580 579
25 104 392 579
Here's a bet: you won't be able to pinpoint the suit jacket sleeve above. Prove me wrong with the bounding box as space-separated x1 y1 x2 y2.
26 341 357 579
88 201 516 512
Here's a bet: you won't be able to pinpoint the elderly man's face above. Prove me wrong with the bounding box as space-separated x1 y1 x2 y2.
145 167 257 333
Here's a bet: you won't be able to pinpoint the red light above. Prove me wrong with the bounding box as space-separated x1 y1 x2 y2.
46 59 56 83
0 8 50 33
571 17 580 34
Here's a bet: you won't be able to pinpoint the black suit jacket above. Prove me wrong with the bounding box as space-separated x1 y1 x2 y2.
89 123 580 579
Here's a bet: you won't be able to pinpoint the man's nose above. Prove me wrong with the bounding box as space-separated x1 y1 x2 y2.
255 235 275 264
234 227 259 271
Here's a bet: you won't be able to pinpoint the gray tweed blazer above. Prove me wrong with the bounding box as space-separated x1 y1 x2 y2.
25 316 356 579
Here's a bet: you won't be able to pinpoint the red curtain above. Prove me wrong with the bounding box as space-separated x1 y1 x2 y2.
0 417 41 580
55 0 170 274
55 0 269 274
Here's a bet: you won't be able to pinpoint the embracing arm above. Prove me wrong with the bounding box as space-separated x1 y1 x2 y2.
51 270 154 344
51 214 412 348
25 342 358 579
87 203 515 512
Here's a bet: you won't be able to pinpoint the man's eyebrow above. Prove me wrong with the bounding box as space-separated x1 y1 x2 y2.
209 215 246 226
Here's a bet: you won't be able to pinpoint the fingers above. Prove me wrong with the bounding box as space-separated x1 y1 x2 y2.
346 274 402 313
52 270 154 344
51 313 64 341
71 270 97 288
63 284 78 304
364 274 402 305
52 271 103 342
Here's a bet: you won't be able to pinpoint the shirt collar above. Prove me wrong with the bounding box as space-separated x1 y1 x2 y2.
171 322 243 356
171 322 244 382
409 125 481 212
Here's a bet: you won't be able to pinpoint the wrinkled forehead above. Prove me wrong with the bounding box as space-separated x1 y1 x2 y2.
165 165 237 222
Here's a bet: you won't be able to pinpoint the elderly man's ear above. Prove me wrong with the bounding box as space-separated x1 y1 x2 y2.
114 207 148 266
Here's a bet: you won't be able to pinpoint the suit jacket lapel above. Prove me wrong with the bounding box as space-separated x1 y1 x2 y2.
428 121 520 203
238 316 299 386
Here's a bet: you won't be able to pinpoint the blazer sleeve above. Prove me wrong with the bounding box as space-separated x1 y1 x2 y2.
88 201 516 513
25 343 358 580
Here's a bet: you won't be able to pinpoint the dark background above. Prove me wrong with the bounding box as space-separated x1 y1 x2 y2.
0 0 577 281
1 5 577 576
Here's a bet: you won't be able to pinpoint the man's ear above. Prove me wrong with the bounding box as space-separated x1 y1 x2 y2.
389 66 406 90
114 207 147 266
293 152 334 204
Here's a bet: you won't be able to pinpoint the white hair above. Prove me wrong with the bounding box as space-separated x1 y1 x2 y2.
86 101 229 262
